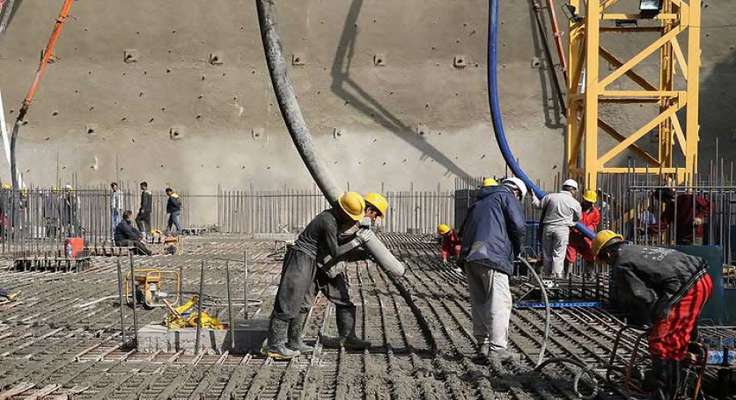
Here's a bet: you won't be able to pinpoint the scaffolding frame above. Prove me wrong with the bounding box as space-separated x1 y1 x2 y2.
566 0 701 190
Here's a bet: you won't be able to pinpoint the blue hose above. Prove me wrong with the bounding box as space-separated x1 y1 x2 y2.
487 0 595 240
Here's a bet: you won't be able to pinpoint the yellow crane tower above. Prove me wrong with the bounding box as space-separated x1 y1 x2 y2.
565 0 701 190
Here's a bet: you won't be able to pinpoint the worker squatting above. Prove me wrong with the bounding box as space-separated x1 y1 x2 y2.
271 179 712 400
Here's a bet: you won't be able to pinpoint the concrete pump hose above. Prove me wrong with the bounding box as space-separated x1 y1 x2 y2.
486 0 594 240
255 0 405 277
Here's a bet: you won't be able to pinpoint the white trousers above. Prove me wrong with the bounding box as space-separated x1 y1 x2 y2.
543 225 570 278
466 263 512 352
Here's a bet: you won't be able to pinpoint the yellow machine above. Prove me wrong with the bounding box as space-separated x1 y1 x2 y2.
125 269 180 309
163 296 223 330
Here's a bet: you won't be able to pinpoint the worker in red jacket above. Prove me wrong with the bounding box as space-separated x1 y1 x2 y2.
593 231 712 400
437 224 461 263
565 190 600 272
654 188 711 245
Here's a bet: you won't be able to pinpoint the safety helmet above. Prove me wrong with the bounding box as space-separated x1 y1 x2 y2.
482 177 498 187
1 183 10 190
437 224 451 235
503 177 528 199
583 190 597 203
338 192 365 221
562 179 578 190
592 230 624 258
363 192 388 217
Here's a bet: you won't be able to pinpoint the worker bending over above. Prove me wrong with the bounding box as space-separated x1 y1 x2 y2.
565 190 600 274
114 210 152 256
437 224 461 263
535 179 581 278
265 192 374 360
459 177 527 363
593 231 713 400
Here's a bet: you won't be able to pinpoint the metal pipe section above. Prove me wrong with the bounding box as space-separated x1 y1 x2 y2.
487 0 595 239
255 0 405 277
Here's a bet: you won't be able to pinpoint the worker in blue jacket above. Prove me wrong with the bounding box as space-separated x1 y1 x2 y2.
458 177 527 364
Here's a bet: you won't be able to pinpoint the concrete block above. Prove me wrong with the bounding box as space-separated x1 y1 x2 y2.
136 319 269 354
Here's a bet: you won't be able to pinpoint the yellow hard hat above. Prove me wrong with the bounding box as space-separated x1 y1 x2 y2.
583 190 597 203
338 192 365 221
1 183 10 190
364 192 388 217
482 177 498 187
592 230 624 258
437 224 451 235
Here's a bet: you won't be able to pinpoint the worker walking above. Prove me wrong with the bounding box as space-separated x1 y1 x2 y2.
565 190 600 274
535 179 581 278
265 192 372 360
110 182 123 241
437 224 461 263
459 177 527 363
593 231 712 400
136 181 152 238
165 188 182 235
114 210 152 256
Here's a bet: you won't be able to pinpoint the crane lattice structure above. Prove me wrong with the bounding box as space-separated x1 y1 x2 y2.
566 0 701 190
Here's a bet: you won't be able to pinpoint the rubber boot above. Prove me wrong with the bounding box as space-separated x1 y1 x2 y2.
477 337 490 357
264 317 301 360
649 357 669 400
286 312 314 354
336 306 371 350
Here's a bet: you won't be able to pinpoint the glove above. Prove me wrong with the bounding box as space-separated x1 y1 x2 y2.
325 261 347 279
355 227 376 245
358 217 372 229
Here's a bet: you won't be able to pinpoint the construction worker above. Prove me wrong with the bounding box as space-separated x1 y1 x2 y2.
136 181 152 238
61 185 80 236
114 210 152 256
593 231 713 400
653 188 711 245
363 192 388 225
565 190 600 273
459 177 527 363
0 288 18 302
110 182 123 241
265 192 373 360
437 224 461 263
165 187 182 235
534 179 581 278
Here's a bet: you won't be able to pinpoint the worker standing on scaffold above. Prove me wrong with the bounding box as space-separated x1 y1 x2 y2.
264 192 373 360
593 231 713 400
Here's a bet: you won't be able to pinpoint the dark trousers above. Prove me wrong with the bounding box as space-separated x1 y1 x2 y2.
118 240 152 256
272 248 353 321
136 212 151 234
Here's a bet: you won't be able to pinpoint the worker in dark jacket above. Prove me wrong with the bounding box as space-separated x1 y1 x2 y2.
265 192 372 360
165 187 182 234
114 210 152 256
593 230 713 400
459 177 527 363
136 181 153 238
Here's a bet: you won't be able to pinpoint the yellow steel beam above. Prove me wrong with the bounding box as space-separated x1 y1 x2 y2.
599 28 680 89
599 46 658 90
598 103 684 166
671 37 688 80
601 13 678 20
584 0 601 189
684 0 700 183
598 119 661 166
601 90 684 98
599 167 681 173
671 115 687 155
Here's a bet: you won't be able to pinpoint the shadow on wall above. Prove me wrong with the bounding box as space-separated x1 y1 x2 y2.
699 49 736 167
526 0 564 130
330 0 473 183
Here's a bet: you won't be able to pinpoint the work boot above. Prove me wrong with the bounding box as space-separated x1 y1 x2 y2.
286 313 314 354
477 337 490 357
649 357 669 400
336 306 371 350
263 317 301 360
487 349 520 364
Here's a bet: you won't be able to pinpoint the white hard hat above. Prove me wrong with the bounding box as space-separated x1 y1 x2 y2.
503 177 528 199
562 179 578 190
